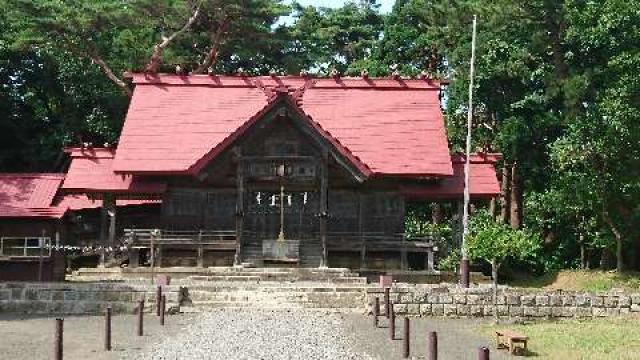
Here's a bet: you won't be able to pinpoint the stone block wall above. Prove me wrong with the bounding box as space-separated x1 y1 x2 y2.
0 282 181 315
367 285 640 319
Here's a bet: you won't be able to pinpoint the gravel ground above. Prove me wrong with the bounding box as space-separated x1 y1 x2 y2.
0 311 509 359
0 312 193 360
126 309 375 360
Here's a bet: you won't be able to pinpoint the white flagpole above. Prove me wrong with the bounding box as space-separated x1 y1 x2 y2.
461 15 477 288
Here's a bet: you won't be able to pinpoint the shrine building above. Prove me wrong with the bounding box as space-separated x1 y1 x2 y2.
0 74 500 277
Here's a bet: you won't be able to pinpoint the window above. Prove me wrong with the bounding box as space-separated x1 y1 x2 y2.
0 237 51 257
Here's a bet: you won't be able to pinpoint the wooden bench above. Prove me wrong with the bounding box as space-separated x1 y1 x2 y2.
495 330 528 355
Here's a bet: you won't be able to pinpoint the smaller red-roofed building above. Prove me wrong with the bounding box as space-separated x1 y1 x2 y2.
0 174 67 281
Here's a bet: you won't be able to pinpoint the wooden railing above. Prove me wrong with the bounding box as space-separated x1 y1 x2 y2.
326 232 437 270
125 229 236 250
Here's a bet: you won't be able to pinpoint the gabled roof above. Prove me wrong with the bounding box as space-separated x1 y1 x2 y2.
0 173 66 218
400 153 501 200
113 74 453 177
189 93 372 180
62 148 167 194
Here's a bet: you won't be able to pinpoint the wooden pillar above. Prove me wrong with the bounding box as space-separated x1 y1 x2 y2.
129 249 140 268
106 194 116 250
400 235 408 270
426 249 435 271
98 193 109 267
358 193 367 269
234 148 244 266
197 230 204 268
319 151 329 268
156 244 163 267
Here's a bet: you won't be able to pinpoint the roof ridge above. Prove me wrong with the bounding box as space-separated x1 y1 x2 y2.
0 173 65 178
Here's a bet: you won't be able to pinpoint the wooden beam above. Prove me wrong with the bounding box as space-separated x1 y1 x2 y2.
319 150 329 268
358 192 367 269
129 248 140 268
197 230 204 268
234 147 244 266
106 194 116 250
98 193 109 267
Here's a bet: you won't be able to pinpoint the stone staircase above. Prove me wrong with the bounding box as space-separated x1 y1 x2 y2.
69 267 372 311
179 268 370 311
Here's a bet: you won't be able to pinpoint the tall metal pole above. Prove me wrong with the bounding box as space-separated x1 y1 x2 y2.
461 15 478 288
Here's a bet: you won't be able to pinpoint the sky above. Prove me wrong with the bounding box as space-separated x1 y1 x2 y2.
291 0 395 13
279 0 396 25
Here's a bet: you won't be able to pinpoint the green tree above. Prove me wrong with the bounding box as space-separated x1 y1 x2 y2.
466 210 540 288
286 1 383 75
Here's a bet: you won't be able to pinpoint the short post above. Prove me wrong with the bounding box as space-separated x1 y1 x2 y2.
54 318 63 360
403 317 410 358
160 295 166 326
384 287 390 318
104 306 112 351
156 285 162 316
373 297 379 328
428 331 437 360
137 299 144 336
478 346 490 360
389 303 396 340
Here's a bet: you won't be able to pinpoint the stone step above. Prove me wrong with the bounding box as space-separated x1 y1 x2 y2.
182 275 366 284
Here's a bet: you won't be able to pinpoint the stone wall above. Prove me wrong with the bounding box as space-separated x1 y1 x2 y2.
367 285 640 319
0 282 181 315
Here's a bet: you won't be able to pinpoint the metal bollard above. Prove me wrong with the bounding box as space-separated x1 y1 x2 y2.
105 306 112 351
384 287 390 318
403 317 410 358
54 318 63 360
160 295 166 326
478 346 490 360
389 303 396 340
137 299 144 336
156 286 162 316
428 331 437 360
373 297 379 328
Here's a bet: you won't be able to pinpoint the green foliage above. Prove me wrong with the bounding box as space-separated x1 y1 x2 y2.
466 210 540 267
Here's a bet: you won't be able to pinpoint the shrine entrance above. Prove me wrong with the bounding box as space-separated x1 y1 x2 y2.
244 188 320 266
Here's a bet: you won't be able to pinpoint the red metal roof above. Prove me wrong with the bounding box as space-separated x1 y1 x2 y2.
0 174 66 218
53 194 160 211
62 148 167 193
400 154 501 199
113 74 452 177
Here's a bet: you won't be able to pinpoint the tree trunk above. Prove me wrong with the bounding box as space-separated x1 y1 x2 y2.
431 203 442 224
488 197 497 219
579 231 586 269
510 162 521 229
144 6 201 73
491 260 499 291
500 163 511 224
193 17 231 74
603 209 624 272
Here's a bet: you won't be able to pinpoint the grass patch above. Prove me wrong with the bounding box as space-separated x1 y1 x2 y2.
507 270 640 292
481 316 640 359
